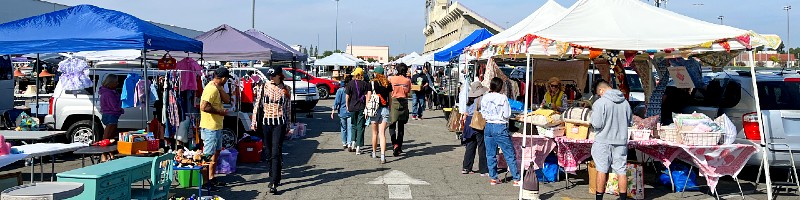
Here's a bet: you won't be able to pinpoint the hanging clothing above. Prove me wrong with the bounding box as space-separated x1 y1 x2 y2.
57 57 93 91
133 79 158 107
252 83 292 127
176 57 203 91
121 73 141 108
241 78 254 103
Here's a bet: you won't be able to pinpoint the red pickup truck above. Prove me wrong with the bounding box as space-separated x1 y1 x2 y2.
283 68 340 99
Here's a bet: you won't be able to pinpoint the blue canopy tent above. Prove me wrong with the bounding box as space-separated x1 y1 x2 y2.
0 4 203 54
434 28 493 62
0 5 203 145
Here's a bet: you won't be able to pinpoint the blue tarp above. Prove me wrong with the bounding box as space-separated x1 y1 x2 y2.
434 28 493 62
0 5 203 54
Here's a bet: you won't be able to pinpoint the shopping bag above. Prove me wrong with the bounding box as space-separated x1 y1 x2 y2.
447 108 463 132
659 163 699 192
535 154 561 182
605 163 645 200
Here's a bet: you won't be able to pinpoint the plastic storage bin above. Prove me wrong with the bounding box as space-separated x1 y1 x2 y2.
177 170 202 188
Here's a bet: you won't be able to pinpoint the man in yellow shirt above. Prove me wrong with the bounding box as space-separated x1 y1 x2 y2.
199 67 232 191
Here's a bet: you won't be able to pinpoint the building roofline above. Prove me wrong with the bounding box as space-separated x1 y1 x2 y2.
452 2 504 32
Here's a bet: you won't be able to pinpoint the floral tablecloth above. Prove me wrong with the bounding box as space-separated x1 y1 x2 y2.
506 134 556 170
630 140 758 193
554 137 758 193
554 137 595 173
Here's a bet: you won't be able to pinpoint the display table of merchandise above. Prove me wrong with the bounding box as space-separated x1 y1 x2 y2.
13 143 88 182
554 137 758 194
0 131 67 144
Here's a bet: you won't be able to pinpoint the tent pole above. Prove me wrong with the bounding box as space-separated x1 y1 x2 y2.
519 53 531 200
750 49 773 199
292 56 297 123
35 54 40 121
142 49 149 132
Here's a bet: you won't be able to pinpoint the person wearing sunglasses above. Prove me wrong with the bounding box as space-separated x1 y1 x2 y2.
541 77 568 112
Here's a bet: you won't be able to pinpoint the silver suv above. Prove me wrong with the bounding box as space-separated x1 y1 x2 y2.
676 71 800 166
44 68 252 146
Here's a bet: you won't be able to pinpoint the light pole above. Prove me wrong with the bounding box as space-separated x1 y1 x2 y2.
718 16 724 25
348 21 354 55
786 5 792 68
251 0 255 28
335 0 340 52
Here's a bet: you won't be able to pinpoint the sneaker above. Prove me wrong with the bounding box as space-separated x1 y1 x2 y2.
490 179 500 185
343 144 348 150
512 180 521 187
480 173 488 177
461 169 470 174
355 147 361 155
371 152 376 159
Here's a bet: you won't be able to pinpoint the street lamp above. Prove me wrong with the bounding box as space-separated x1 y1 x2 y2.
335 0 340 52
718 16 724 25
348 21 354 55
785 5 792 68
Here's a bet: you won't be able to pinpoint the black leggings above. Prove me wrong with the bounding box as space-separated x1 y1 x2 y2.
389 120 407 150
262 124 286 186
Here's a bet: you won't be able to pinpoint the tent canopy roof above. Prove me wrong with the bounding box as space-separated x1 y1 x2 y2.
244 29 307 61
469 0 566 51
534 0 749 51
195 24 292 61
314 53 364 66
0 4 202 54
434 28 493 61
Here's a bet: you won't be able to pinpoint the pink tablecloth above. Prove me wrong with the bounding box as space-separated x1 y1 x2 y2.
554 137 595 173
498 134 556 170
630 140 758 193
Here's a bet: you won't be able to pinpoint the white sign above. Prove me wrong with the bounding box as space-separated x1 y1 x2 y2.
367 170 429 199
668 67 694 89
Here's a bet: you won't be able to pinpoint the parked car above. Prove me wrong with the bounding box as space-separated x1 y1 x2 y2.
674 71 800 166
44 68 252 146
228 67 320 111
283 67 339 99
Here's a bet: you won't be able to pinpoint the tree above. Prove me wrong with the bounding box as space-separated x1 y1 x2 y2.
314 46 319 57
735 61 746 66
301 47 308 55
321 50 334 58
334 49 343 53
776 43 786 53
367 58 377 63
756 61 766 67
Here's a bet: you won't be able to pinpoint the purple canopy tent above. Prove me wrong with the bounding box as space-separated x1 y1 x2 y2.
244 29 307 61
190 24 292 61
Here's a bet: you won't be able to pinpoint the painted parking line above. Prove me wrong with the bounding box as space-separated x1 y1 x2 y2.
388 185 413 199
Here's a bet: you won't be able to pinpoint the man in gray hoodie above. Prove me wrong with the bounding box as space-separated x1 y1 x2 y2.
590 80 633 200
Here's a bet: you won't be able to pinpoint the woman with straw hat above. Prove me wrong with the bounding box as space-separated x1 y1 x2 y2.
460 81 488 176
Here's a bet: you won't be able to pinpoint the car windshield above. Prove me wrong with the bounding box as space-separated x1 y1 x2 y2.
626 74 644 92
757 81 800 110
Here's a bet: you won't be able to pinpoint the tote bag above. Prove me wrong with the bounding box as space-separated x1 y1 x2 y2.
470 97 486 130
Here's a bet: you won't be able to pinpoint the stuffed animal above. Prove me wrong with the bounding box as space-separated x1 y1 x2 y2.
0 135 12 156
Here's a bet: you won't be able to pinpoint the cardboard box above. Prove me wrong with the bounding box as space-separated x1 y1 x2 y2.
411 84 421 91
566 122 590 140
118 141 148 155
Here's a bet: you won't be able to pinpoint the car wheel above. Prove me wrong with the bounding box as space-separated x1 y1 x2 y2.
68 120 102 145
220 128 238 150
317 85 331 99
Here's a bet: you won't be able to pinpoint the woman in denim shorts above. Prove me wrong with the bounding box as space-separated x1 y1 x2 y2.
99 75 123 161
368 66 392 164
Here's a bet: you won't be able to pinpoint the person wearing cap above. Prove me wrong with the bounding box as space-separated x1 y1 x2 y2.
460 81 489 176
250 65 292 194
388 64 412 156
345 67 369 154
368 66 392 163
411 66 429 120
199 67 233 192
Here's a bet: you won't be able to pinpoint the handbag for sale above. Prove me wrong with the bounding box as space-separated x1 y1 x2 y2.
447 107 463 132
564 107 592 125
470 97 486 130
364 81 381 117
158 53 176 70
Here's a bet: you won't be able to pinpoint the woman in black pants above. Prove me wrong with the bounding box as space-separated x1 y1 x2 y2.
251 65 292 194
461 81 488 175
388 64 412 156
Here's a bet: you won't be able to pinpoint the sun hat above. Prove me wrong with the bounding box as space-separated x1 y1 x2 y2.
468 81 488 98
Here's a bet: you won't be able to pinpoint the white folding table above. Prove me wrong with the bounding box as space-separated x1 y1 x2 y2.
0 131 66 144
13 143 87 182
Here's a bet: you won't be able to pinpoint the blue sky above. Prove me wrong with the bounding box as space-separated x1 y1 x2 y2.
47 0 798 55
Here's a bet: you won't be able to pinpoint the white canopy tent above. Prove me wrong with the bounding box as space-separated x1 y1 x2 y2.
313 53 364 66
467 0 566 58
392 52 420 65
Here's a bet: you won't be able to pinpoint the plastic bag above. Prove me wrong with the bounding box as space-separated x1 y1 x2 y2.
659 163 699 192
535 154 561 182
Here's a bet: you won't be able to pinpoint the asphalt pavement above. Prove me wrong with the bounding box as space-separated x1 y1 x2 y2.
0 99 784 199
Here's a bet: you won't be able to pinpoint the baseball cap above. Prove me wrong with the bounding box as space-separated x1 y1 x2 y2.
215 67 233 79
373 66 385 75
265 65 283 77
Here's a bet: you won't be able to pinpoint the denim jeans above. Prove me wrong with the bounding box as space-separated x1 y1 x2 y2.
412 93 426 118
340 117 352 145
484 123 520 181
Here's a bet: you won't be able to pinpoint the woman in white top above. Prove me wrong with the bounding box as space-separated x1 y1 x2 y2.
480 77 520 186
